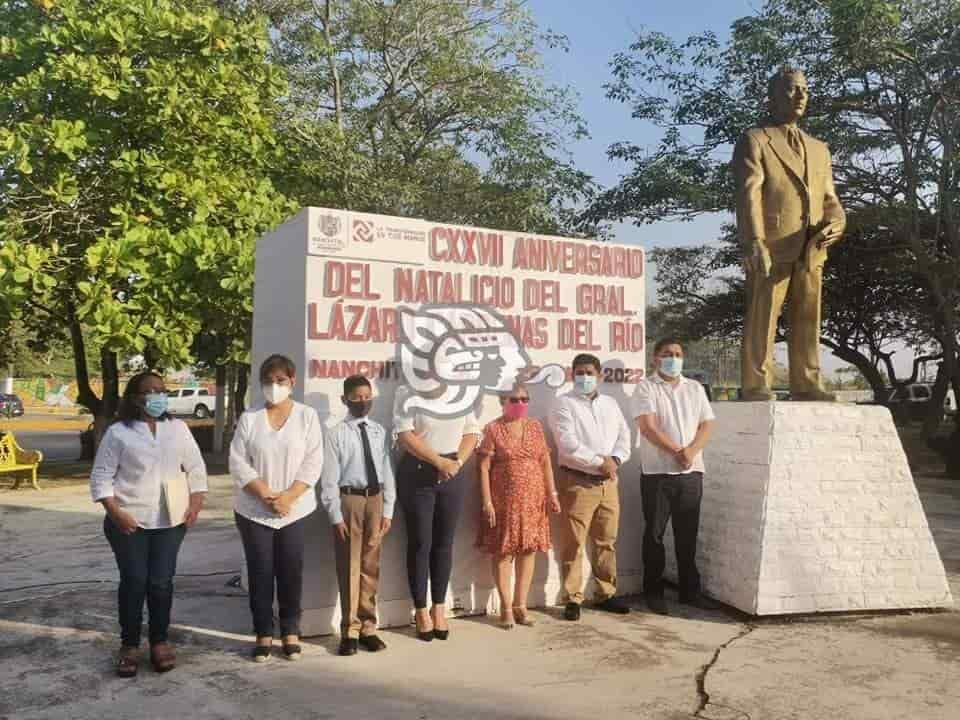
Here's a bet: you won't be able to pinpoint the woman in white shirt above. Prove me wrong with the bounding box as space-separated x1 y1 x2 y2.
229 354 324 663
90 371 208 678
394 386 480 641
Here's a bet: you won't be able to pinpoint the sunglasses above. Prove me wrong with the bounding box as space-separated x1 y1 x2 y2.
508 397 530 404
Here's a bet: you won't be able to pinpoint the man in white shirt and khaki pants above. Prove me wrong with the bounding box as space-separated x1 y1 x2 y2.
550 353 632 621
633 338 718 615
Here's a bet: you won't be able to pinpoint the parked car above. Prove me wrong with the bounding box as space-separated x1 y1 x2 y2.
0 393 24 418
166 387 217 418
862 383 956 423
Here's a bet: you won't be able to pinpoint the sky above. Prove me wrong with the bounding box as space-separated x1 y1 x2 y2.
528 0 758 249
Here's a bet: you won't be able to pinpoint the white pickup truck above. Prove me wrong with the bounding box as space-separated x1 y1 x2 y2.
166 388 217 418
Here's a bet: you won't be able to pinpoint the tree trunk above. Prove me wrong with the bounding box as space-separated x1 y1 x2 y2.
822 340 887 401
234 362 249 421
213 363 228 454
68 305 100 417
924 322 958 439
93 349 121 444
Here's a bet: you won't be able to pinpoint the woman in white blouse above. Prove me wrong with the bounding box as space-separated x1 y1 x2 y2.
394 386 480 641
229 354 324 663
90 371 208 678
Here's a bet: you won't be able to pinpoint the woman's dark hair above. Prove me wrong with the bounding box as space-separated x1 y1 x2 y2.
259 354 296 383
118 371 169 426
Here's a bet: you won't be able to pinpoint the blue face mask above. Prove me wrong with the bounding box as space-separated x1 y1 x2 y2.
574 374 597 395
144 393 168 418
660 356 684 378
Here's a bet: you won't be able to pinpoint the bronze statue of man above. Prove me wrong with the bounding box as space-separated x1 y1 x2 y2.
733 66 846 402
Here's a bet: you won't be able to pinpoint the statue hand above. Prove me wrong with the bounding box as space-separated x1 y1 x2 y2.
744 242 773 277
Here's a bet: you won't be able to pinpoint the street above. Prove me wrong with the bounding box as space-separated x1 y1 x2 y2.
14 430 82 463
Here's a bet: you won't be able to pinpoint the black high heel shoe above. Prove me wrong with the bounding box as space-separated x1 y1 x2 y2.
415 614 434 642
433 628 449 640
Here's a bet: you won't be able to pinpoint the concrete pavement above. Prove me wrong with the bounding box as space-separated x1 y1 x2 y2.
0 474 957 720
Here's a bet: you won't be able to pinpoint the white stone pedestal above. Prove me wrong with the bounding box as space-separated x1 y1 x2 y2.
663 402 953 614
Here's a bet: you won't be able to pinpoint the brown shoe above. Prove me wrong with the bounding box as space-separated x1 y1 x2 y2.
150 642 176 673
116 646 139 678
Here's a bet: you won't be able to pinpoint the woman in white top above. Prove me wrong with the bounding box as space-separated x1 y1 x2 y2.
229 354 324 663
90 371 208 678
394 386 481 641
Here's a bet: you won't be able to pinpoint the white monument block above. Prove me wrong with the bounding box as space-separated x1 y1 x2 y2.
663 402 953 614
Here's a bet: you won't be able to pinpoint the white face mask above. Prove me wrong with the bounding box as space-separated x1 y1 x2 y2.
263 382 291 405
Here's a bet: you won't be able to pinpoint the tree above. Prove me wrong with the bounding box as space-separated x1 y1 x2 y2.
0 0 291 436
219 0 593 235
587 0 960 433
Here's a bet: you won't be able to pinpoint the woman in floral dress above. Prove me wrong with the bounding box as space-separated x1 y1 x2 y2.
477 384 560 628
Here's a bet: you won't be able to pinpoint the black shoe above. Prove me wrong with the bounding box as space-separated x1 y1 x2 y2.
564 602 581 621
680 594 723 611
282 643 302 661
338 638 359 656
595 596 630 614
645 594 669 616
252 644 273 663
433 628 449 640
358 635 387 652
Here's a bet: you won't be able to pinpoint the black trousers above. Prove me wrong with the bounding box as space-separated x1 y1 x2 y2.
104 517 187 647
397 453 467 609
641 472 703 599
234 512 306 638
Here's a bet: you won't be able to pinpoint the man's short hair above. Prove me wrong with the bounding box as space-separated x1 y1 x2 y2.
259 354 296 383
343 374 371 397
572 353 601 372
653 337 684 355
768 65 806 98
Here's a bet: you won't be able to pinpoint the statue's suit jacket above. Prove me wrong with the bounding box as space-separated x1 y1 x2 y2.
733 126 845 265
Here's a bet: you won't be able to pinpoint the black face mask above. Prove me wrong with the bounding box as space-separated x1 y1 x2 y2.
345 399 373 418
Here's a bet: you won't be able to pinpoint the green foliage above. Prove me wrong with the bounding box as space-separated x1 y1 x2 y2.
227 0 593 235
0 0 292 408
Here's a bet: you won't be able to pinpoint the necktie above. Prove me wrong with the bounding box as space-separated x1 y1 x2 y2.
787 126 805 161
358 422 380 491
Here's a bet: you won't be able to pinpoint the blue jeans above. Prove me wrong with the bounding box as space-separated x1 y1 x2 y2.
104 517 187 646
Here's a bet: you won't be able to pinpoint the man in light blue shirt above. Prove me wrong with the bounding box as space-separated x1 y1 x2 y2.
320 375 396 656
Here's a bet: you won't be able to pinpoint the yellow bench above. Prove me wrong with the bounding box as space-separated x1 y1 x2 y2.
0 431 43 490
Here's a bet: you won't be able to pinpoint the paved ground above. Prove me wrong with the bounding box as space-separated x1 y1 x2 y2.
0 474 958 720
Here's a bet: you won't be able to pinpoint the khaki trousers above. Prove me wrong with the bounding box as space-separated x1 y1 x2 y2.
333 493 383 639
557 468 620 604
742 259 823 395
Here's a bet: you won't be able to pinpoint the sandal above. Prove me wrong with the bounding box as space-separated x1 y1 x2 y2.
499 609 515 630
116 646 139 678
149 642 176 673
513 607 535 627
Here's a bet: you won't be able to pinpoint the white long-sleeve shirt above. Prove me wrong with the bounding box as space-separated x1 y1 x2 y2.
549 392 632 475
90 419 208 529
229 402 324 529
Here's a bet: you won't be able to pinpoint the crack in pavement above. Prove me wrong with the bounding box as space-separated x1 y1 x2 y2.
693 622 756 720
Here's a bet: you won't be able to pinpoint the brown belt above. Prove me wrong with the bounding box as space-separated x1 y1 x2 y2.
340 486 381 497
560 466 610 483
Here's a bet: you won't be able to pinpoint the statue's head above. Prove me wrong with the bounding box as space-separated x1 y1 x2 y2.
768 66 808 124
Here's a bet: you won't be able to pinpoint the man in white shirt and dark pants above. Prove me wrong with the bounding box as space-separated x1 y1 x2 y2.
633 338 718 615
550 353 632 621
